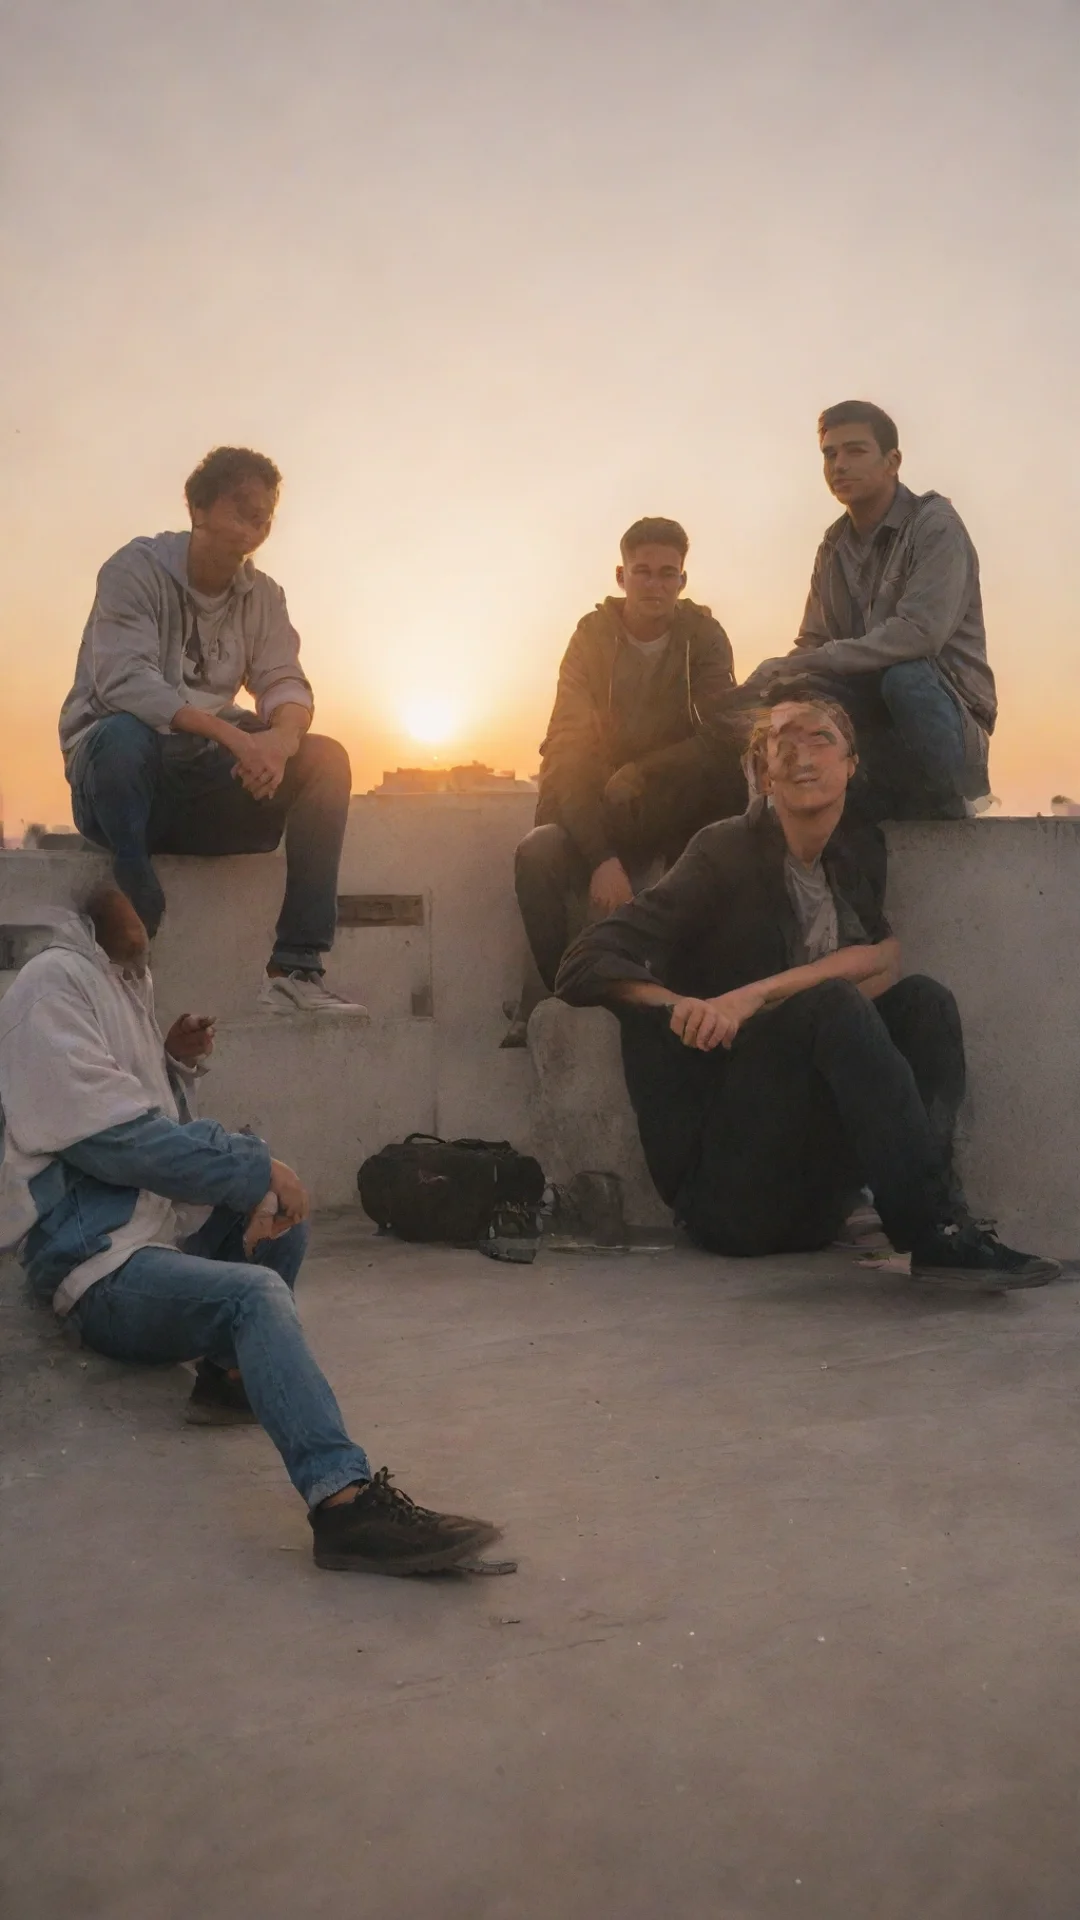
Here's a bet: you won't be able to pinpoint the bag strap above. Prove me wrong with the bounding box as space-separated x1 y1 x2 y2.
404 1132 447 1146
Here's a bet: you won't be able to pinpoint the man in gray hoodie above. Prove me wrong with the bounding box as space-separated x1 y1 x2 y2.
60 446 361 1014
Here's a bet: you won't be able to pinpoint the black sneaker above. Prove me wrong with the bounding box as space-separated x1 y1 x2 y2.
310 1468 501 1575
910 1222 1061 1292
479 1201 542 1263
184 1360 259 1427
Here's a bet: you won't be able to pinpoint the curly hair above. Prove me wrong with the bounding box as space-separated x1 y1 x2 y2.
184 446 282 513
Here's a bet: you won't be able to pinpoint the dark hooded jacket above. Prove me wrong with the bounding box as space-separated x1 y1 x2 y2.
535 597 737 870
555 798 890 1008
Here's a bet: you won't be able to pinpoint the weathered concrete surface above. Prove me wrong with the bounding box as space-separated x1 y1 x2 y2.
4 1216 1080 1920
885 818 1080 1255
528 998 671 1229
208 1019 439 1207
4 812 1080 1240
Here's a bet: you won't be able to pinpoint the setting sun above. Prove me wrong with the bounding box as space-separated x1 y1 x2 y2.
402 695 461 746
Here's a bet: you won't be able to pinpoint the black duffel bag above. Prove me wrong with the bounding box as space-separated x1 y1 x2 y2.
358 1133 546 1247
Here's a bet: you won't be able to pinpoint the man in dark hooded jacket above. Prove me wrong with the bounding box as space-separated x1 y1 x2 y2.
507 519 747 1035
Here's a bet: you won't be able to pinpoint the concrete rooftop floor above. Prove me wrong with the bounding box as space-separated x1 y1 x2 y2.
3 1213 1080 1920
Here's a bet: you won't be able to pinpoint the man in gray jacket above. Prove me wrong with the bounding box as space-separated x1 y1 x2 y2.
60 446 361 1014
745 401 995 821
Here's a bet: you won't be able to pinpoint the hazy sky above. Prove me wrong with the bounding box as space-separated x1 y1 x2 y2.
3 0 1078 829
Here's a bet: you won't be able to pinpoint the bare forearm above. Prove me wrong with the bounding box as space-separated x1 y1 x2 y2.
754 940 901 1008
610 979 677 1009
270 702 312 755
611 939 898 1014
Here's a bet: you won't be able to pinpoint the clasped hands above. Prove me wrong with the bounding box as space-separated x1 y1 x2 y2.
229 728 290 801
163 1015 308 1255
666 984 767 1052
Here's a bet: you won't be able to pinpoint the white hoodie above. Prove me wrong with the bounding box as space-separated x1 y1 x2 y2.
0 914 202 1311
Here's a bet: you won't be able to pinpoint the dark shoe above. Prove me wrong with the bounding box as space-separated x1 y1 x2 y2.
310 1468 501 1575
910 1222 1061 1292
184 1360 259 1427
480 1201 543 1264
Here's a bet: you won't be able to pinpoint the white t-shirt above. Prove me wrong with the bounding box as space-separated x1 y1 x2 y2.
183 585 236 712
784 853 839 964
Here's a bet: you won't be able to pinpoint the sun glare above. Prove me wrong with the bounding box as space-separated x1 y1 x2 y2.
402 695 460 746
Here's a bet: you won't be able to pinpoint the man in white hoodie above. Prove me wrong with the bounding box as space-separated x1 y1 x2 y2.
59 446 362 1016
0 888 502 1576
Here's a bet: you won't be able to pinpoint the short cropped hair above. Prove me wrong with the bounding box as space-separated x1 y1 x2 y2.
620 517 689 563
744 678 857 786
184 446 282 513
817 401 899 456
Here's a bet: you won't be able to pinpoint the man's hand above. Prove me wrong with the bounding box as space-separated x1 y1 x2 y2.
243 1191 280 1257
230 729 290 801
268 1158 309 1230
589 856 635 918
669 984 766 1051
164 1013 216 1066
603 763 646 810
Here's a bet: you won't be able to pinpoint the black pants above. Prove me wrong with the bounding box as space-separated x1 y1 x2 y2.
516 748 748 992
619 976 965 1255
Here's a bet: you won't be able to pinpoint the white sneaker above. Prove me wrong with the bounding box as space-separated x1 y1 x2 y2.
257 971 369 1017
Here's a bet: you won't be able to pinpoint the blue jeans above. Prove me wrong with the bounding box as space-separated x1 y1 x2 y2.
814 660 970 822
69 1208 372 1506
68 713 351 970
743 656 981 821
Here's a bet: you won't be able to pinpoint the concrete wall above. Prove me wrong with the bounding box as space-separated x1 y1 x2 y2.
885 818 1080 1255
0 794 538 1207
2 810 1078 1251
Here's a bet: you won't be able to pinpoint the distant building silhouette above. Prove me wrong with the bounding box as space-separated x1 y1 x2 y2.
371 761 536 796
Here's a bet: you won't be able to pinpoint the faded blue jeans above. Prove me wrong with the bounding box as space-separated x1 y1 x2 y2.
743 655 984 821
68 712 351 971
69 1208 371 1507
839 658 973 821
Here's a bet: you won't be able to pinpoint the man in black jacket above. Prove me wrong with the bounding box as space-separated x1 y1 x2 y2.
507 518 747 1040
555 687 1056 1290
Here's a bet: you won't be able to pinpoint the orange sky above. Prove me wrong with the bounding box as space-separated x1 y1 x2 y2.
3 0 1078 832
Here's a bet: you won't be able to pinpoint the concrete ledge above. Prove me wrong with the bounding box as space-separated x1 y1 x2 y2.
203 1017 438 1207
886 819 1080 1254
528 999 672 1229
5 813 1080 1250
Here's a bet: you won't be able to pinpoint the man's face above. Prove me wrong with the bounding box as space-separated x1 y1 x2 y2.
88 890 151 974
820 422 900 510
190 479 278 566
615 543 687 625
760 703 855 814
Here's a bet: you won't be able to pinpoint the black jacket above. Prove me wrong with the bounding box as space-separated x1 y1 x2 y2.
535 596 737 870
555 799 890 1006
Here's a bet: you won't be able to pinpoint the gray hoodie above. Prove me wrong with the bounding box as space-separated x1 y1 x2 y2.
58 531 313 764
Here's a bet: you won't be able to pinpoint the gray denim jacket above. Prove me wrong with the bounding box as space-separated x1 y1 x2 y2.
795 486 997 737
59 531 313 765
